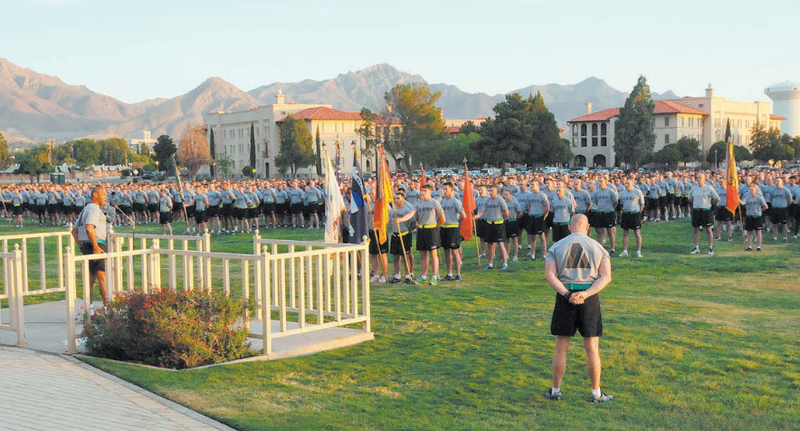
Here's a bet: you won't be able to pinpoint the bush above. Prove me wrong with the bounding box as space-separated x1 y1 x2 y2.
83 289 254 369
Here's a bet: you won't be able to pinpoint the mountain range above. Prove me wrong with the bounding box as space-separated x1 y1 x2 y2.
0 58 679 144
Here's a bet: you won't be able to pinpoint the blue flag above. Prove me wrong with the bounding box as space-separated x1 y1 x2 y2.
349 153 368 244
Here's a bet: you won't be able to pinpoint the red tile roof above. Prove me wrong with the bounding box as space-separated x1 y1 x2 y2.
446 126 461 134
568 101 706 123
281 106 363 121
770 114 787 120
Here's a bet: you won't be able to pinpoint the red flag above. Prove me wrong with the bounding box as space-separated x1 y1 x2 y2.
420 168 427 187
460 166 475 242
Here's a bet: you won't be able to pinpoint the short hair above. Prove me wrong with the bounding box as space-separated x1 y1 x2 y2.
421 184 433 191
443 182 454 189
395 190 406 198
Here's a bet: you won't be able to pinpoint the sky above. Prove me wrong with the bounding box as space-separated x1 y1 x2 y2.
3 0 798 104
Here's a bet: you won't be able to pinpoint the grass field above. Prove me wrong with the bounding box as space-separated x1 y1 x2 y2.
3 218 799 430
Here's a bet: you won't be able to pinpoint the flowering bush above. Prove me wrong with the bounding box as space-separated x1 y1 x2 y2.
83 289 254 369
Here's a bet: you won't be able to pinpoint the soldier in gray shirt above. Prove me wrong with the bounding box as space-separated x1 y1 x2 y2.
768 178 793 241
741 184 768 251
526 181 550 260
475 185 509 270
592 177 619 255
414 184 445 284
440 183 466 281
689 174 720 255
550 184 576 243
544 214 613 403
71 186 110 307
388 190 416 284
159 189 173 236
618 178 645 257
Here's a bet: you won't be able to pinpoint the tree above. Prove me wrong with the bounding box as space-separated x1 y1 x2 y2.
675 137 701 165
98 138 130 165
0 132 11 170
430 132 481 167
706 141 753 165
72 138 101 168
217 153 232 178
357 108 381 162
275 115 315 176
242 165 254 178
15 146 54 182
751 122 792 162
209 128 216 178
527 91 566 166
614 75 656 169
383 83 446 171
177 124 211 180
779 133 800 160
554 138 574 166
653 144 681 168
153 135 177 172
459 120 478 135
315 125 322 176
249 122 256 176
51 142 75 166
473 93 533 171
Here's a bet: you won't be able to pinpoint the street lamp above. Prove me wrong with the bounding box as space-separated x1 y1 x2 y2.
212 161 217 180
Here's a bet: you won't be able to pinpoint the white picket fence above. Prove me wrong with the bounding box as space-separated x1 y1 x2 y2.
59 230 371 358
0 246 25 346
0 227 74 300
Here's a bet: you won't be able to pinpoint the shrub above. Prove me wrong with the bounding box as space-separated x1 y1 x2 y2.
83 289 254 369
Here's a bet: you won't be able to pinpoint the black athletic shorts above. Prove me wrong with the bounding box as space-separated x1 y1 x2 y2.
715 207 734 222
691 209 713 228
505 220 520 239
659 196 668 208
235 207 247 220
278 203 289 215
485 222 506 244
552 223 570 242
159 212 172 225
223 203 233 217
207 205 219 218
368 229 389 255
134 203 146 213
390 233 413 255
290 203 302 214
646 198 659 211
148 203 159 214
667 193 675 204
744 215 763 231
194 210 207 224
12 205 22 216
416 227 440 251
620 212 642 230
440 227 462 249
527 215 546 235
79 242 108 274
36 205 46 215
771 207 788 225
596 211 616 228
551 292 602 338
518 214 530 232
185 205 196 218
544 212 555 231
476 219 488 239
263 202 275 215
790 203 800 219
764 203 773 219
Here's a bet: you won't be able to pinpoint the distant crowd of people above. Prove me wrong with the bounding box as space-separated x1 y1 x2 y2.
1 166 798 285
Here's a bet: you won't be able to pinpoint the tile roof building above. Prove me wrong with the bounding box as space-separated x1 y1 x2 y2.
567 86 782 168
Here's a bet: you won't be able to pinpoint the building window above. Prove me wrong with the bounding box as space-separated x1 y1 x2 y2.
681 117 685 127
665 117 670 127
665 134 670 144
581 124 587 136
572 138 578 148
592 124 598 136
592 137 598 147
600 123 607 136
572 124 578 135
601 137 607 146
581 137 587 147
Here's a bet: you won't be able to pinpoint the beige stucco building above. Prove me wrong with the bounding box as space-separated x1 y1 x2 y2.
567 86 783 167
202 94 397 178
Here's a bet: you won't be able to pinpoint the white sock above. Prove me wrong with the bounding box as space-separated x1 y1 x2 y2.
592 388 602 398
551 387 561 394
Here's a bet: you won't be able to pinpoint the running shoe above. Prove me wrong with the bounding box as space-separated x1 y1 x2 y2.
690 246 700 254
636 250 643 258
545 388 563 401
589 392 614 403
619 250 629 257
501 263 508 270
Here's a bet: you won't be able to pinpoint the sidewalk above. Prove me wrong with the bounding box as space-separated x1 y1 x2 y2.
0 346 236 431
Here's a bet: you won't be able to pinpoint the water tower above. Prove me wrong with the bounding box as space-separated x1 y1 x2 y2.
765 81 800 137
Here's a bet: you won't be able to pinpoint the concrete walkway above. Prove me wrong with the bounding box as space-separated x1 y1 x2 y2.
0 346 235 431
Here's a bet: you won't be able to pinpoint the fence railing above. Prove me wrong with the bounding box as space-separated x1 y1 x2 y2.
0 227 74 300
63 235 371 356
0 246 27 346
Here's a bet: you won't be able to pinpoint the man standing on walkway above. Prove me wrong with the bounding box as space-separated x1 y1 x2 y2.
544 214 613 403
72 186 109 307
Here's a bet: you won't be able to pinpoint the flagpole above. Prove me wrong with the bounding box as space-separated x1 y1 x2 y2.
171 155 191 229
389 197 413 279
465 161 481 266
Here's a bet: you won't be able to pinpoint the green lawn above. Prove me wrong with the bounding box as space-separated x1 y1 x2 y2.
4 218 799 430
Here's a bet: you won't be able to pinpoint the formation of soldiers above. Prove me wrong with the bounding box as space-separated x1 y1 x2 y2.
1 167 797 283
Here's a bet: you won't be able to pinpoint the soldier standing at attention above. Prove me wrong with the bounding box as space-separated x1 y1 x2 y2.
544 214 613 403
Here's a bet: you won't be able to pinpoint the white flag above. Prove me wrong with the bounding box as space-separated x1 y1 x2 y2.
324 154 346 244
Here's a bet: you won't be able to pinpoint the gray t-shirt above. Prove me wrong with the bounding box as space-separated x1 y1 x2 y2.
482 196 507 222
528 191 549 217
593 187 618 213
546 233 610 284
744 194 767 217
415 198 443 226
690 185 720 209
770 187 792 208
550 196 575 223
77 203 107 243
504 198 521 221
619 188 645 213
389 201 415 233
515 191 533 214
160 195 173 213
440 197 464 226
572 189 592 213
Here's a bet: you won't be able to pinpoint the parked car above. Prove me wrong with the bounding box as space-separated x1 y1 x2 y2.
469 170 482 177
434 169 456 176
785 164 800 170
610 168 624 174
142 172 155 180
